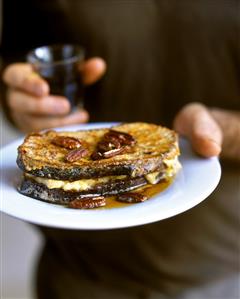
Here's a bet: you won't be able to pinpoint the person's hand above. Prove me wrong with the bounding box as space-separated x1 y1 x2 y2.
2 58 106 132
173 102 240 162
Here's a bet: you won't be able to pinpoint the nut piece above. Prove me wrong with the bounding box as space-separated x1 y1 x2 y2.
91 129 136 161
97 138 121 152
65 148 89 162
108 130 136 146
116 192 148 203
68 196 106 209
102 147 126 158
91 151 104 160
52 136 82 149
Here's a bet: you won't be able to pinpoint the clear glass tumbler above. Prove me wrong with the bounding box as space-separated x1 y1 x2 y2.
27 44 85 109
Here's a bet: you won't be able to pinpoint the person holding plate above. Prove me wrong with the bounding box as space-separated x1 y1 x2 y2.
1 0 240 298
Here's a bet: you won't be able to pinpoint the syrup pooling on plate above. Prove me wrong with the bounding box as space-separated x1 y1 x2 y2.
86 178 173 209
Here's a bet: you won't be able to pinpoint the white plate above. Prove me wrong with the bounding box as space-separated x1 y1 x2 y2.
0 122 221 230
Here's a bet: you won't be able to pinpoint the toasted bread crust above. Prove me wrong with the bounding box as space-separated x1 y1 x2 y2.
17 123 179 180
18 176 148 204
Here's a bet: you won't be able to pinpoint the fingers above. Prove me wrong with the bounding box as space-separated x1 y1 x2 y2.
3 63 49 96
210 108 240 162
173 103 222 157
3 57 107 96
3 59 103 132
80 57 107 85
11 109 89 132
3 57 107 98
8 89 70 115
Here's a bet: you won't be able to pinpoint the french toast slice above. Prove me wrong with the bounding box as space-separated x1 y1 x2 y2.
19 175 149 204
17 122 180 181
17 122 181 207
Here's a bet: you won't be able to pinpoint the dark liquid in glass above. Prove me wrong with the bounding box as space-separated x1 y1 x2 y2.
35 63 84 109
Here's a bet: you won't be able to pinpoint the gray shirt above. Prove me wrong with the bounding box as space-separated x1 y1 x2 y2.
1 1 240 298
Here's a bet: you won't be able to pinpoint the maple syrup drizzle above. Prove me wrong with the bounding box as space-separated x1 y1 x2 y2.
101 178 173 209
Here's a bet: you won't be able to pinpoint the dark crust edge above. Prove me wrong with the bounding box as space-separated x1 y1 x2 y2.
18 176 148 205
17 154 167 181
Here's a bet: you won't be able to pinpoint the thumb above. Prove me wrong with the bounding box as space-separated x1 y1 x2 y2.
173 103 222 157
80 57 107 85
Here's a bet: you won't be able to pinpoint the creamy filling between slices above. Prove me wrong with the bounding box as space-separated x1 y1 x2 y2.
25 157 181 192
25 174 128 192
144 157 181 184
163 156 182 178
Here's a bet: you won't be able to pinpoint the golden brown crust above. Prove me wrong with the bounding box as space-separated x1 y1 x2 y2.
17 122 180 180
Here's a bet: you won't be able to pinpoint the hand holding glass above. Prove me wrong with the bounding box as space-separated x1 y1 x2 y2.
27 44 85 110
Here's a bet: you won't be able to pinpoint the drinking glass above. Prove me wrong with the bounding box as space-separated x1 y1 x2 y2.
27 44 85 109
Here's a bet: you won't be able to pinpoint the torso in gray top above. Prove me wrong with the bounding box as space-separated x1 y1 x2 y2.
1 1 240 298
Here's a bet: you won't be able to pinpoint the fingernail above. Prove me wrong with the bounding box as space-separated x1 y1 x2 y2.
37 82 49 96
202 138 222 157
24 74 48 96
55 102 70 113
71 110 89 122
34 84 46 96
47 98 70 113
208 138 222 152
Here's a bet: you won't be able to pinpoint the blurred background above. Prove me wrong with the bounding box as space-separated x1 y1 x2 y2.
1 108 43 299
